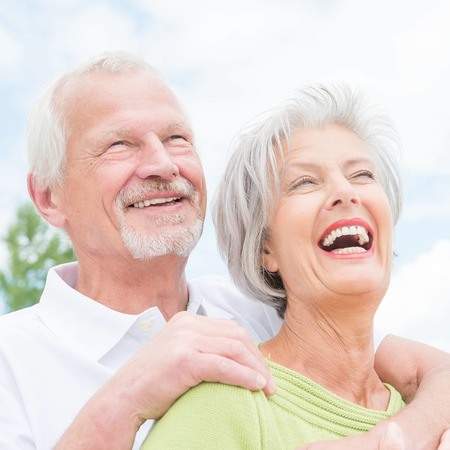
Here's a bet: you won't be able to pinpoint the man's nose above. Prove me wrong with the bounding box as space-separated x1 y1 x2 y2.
135 134 180 180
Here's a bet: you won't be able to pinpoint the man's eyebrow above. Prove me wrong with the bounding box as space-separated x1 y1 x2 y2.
164 121 193 133
111 128 132 137
93 121 194 147
93 129 131 146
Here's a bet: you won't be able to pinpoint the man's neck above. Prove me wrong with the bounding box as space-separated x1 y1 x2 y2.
75 254 189 318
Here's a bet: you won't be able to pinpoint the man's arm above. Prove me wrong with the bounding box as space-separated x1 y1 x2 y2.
55 312 275 449
374 335 450 448
439 430 450 450
297 335 450 450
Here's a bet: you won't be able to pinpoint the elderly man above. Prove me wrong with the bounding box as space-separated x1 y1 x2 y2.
0 52 449 450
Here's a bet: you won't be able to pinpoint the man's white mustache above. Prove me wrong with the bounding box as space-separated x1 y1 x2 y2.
116 178 196 211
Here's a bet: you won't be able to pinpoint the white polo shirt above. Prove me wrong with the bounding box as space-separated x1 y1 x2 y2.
0 262 282 450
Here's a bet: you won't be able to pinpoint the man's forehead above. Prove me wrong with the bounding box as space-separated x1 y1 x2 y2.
61 71 188 127
98 120 193 138
59 70 171 104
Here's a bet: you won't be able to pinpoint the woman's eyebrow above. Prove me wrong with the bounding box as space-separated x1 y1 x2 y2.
286 156 374 169
344 157 374 166
284 161 321 172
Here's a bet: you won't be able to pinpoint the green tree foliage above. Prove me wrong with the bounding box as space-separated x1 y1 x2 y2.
0 203 75 313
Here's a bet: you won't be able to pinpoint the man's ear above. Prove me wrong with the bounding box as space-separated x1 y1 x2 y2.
27 173 66 228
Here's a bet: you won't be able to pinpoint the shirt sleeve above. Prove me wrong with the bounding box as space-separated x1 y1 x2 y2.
0 356 35 449
142 382 267 450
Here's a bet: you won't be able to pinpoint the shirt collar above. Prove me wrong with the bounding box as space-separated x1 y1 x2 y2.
37 262 162 361
186 278 235 320
36 263 234 362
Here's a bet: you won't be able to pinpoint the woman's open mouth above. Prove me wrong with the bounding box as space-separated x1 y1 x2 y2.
319 225 373 255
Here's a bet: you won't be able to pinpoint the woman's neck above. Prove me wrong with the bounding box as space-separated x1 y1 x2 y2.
260 301 390 410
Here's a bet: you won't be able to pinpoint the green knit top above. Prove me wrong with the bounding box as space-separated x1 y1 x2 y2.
142 360 405 449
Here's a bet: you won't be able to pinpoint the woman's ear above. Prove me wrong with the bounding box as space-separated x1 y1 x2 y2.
263 244 279 273
27 173 66 228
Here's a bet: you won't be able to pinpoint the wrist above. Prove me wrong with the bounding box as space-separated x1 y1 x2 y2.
55 380 143 449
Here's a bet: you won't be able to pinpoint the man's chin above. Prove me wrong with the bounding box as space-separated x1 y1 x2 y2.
120 220 203 260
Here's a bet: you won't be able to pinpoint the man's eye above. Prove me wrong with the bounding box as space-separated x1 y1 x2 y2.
167 135 188 142
164 135 193 153
110 141 126 147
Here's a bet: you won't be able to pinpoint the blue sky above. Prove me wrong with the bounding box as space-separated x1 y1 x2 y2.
0 0 449 351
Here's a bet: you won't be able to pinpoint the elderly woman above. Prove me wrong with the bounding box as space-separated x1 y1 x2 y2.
141 84 440 448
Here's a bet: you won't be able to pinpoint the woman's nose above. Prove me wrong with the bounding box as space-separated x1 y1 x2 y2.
326 178 361 210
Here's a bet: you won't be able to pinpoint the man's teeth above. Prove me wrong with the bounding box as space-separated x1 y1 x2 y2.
322 225 370 247
132 197 179 208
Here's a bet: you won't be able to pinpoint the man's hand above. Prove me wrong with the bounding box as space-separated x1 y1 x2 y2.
296 423 402 450
439 429 450 450
55 312 275 449
115 311 275 421
297 423 450 450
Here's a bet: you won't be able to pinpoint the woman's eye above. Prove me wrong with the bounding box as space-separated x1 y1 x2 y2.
290 176 317 190
352 170 375 180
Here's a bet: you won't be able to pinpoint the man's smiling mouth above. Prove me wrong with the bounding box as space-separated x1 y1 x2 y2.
130 197 182 208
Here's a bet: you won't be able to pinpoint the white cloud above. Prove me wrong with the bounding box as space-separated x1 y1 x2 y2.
403 197 450 223
394 3 450 92
0 25 21 80
376 240 450 352
61 3 141 58
401 176 450 222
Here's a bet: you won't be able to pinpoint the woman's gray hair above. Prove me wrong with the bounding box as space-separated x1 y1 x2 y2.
212 84 403 317
27 51 159 190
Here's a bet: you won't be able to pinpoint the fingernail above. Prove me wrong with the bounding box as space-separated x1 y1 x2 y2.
267 376 276 395
256 374 266 389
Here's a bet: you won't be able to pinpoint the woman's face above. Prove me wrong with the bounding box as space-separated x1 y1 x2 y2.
263 124 393 305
